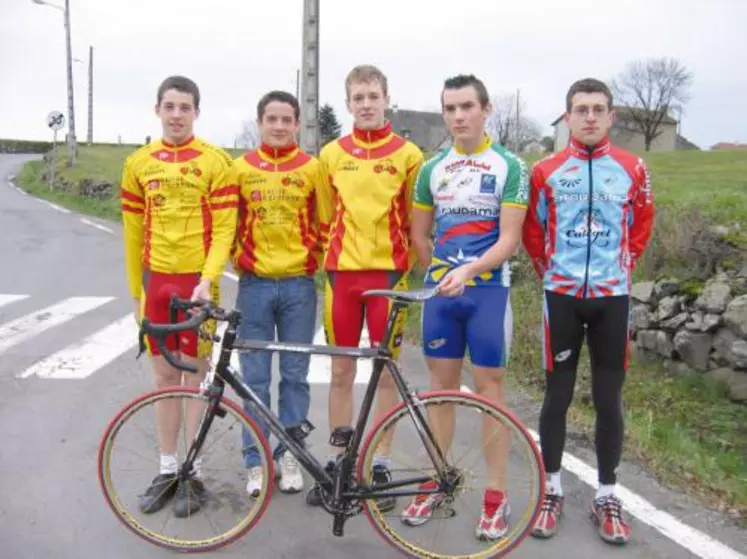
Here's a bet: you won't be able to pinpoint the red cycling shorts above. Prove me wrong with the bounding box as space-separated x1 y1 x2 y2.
140 270 218 359
323 270 408 358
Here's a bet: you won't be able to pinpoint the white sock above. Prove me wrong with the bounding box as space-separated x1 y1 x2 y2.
546 471 563 496
596 484 615 500
190 457 203 479
373 455 392 469
160 454 178 475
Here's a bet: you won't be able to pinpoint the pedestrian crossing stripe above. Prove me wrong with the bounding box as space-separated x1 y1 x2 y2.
2 294 371 383
0 296 114 356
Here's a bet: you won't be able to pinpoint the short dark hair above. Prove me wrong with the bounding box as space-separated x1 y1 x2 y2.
441 74 490 109
565 78 613 112
257 90 301 121
157 75 200 109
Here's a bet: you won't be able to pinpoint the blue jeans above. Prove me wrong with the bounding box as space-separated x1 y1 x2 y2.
236 273 317 468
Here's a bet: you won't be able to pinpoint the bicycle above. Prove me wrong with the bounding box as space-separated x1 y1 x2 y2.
98 287 544 557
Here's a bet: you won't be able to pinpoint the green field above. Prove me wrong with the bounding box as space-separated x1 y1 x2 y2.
14 144 747 523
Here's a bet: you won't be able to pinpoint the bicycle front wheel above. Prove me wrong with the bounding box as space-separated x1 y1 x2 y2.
98 387 274 552
358 390 544 559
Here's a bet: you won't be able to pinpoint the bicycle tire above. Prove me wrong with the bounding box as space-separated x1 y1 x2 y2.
357 390 545 559
97 386 274 552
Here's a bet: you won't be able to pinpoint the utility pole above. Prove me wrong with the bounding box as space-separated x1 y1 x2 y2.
87 45 93 145
515 88 521 153
32 0 77 165
63 0 77 165
299 0 320 156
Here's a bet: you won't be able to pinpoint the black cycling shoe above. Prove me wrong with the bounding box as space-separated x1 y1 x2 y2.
306 461 336 507
139 473 178 514
173 477 208 518
372 465 397 512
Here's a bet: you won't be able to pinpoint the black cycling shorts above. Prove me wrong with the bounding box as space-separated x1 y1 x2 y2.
541 290 630 374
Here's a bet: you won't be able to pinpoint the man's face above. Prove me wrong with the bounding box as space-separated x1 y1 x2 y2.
155 89 198 144
442 85 490 146
258 101 299 148
346 80 388 130
565 92 615 146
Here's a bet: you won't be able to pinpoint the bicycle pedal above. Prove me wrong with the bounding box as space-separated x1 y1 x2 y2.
329 426 354 447
286 419 314 443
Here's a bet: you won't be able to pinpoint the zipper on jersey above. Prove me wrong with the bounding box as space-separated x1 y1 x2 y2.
583 153 594 298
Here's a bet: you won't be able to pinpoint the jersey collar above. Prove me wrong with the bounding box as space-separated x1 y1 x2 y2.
453 134 491 156
569 135 611 159
352 121 393 145
160 135 195 149
258 142 299 161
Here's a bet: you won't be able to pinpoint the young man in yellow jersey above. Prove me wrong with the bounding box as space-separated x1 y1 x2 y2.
306 65 424 511
120 76 239 517
232 91 326 498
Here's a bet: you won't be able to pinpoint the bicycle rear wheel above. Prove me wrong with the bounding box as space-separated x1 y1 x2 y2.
358 390 544 558
98 387 274 552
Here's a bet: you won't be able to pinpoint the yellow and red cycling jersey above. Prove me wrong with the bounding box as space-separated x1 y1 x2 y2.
232 143 326 277
120 136 239 299
318 122 424 272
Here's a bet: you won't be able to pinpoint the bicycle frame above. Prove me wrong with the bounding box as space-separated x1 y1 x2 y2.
190 299 451 505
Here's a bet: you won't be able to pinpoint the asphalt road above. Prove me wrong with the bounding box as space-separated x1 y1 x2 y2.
0 153 745 558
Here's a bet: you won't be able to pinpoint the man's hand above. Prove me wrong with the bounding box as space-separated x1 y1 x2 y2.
191 279 213 303
438 265 474 297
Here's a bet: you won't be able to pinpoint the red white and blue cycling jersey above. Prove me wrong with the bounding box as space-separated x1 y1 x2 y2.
522 136 655 299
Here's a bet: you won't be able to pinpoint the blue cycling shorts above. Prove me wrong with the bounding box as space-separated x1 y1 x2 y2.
422 286 511 368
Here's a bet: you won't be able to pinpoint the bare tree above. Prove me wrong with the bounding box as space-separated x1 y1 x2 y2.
485 92 542 152
611 57 693 151
236 119 261 150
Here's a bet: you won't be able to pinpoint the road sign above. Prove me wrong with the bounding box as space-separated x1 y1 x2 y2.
47 111 65 131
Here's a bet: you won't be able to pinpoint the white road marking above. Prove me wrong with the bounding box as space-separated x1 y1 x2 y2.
0 294 30 309
0 296 113 355
7 179 27 196
80 217 114 235
38 199 71 214
457 385 746 559
308 326 371 384
18 313 138 379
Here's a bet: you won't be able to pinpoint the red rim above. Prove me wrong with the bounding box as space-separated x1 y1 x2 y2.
357 389 546 558
97 386 275 553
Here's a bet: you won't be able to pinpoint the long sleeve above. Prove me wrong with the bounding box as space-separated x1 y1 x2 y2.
120 157 146 299
201 157 239 283
628 158 655 269
522 163 549 278
316 154 334 254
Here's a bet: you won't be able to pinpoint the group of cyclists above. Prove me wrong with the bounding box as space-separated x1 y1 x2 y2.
120 64 655 547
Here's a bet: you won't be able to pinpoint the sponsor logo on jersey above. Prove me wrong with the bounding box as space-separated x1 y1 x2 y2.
147 180 160 190
435 193 455 201
281 172 305 187
480 173 497 193
373 158 397 175
442 206 499 217
152 194 166 207
436 177 449 192
556 192 627 203
445 158 491 174
339 159 359 172
250 190 262 201
566 209 611 247
558 165 582 189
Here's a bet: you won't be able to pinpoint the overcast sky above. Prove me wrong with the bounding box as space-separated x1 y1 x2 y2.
2 0 745 150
